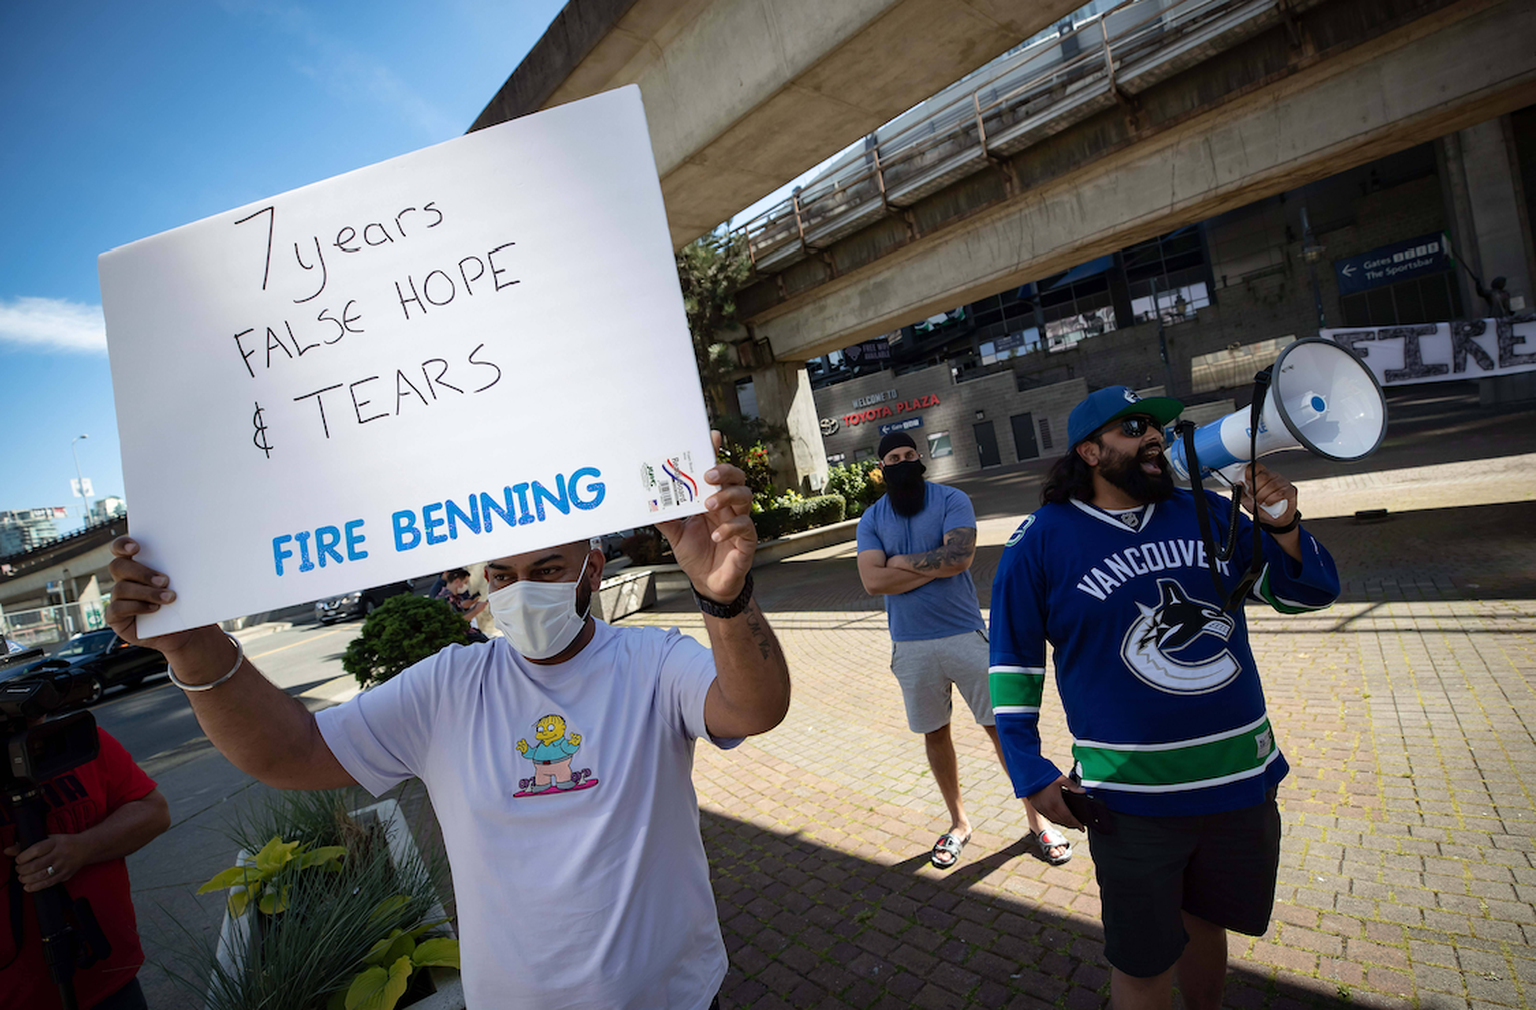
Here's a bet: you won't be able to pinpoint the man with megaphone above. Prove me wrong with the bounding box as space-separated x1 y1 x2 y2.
987 385 1341 1010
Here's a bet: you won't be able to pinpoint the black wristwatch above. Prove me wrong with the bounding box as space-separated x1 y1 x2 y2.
693 572 754 619
1260 510 1302 535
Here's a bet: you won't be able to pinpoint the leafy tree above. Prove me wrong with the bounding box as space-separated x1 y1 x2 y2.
342 595 469 688
676 230 753 419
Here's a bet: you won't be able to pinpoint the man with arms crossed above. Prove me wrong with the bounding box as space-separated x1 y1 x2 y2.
858 430 1070 870
104 437 789 1010
989 387 1340 1009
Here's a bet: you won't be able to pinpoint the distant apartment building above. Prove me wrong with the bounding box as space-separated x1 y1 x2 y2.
88 496 126 524
0 507 65 556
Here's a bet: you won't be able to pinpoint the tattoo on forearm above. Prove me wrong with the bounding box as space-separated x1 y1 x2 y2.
743 601 775 661
907 527 977 572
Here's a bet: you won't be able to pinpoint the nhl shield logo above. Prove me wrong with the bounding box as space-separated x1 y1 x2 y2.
1120 578 1241 694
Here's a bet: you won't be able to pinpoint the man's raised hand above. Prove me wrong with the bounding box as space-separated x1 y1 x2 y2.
105 537 206 656
656 431 757 604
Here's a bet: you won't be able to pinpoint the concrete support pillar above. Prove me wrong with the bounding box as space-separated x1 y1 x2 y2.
750 361 829 495
1440 115 1536 315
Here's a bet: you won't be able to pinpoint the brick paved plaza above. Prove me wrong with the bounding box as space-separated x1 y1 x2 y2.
619 393 1536 1010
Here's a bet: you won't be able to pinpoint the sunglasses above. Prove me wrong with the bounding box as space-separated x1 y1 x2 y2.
1109 416 1157 438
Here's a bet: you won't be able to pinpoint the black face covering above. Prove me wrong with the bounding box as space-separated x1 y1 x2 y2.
882 459 928 516
1098 442 1175 504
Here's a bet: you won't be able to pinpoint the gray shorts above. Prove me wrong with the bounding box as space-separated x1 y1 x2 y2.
889 629 994 734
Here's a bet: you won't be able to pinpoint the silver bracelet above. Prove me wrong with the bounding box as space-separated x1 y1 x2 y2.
168 631 244 692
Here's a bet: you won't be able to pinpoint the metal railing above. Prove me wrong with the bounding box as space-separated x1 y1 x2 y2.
2 602 107 651
730 0 1280 274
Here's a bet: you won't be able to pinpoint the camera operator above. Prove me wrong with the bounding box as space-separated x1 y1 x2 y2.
1 723 170 1010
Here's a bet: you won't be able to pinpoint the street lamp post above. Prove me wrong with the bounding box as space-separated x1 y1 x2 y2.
1300 206 1327 333
71 433 90 524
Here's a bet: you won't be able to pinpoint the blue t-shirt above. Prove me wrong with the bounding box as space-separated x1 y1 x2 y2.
856 483 986 642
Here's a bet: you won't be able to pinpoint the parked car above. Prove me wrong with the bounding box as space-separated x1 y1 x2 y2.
0 628 167 697
314 581 414 624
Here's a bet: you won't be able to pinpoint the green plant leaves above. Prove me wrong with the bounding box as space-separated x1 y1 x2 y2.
344 956 413 1010
257 884 290 916
411 938 460 969
254 835 302 875
301 845 348 871
197 865 254 895
199 837 351 918
369 894 412 923
342 594 471 688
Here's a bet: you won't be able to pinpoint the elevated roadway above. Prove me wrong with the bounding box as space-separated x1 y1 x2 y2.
738 0 1536 360
472 0 1082 247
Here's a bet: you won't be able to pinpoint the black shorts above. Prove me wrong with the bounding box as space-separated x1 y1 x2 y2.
1088 790 1281 978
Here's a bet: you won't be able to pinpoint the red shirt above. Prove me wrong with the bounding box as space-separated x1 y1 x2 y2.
1 729 157 1010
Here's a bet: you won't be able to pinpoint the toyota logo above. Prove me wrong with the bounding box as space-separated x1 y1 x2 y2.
819 417 840 436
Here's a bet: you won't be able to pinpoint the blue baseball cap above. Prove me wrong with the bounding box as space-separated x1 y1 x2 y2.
1067 386 1184 448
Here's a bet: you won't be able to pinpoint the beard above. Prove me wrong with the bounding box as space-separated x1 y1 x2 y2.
882 460 928 517
1098 442 1176 503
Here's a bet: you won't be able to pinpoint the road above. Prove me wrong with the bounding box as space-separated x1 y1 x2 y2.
87 618 364 763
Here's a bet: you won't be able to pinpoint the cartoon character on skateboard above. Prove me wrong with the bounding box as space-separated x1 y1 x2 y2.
515 713 598 797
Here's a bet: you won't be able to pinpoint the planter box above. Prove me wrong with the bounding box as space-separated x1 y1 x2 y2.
209 798 463 1010
591 568 658 622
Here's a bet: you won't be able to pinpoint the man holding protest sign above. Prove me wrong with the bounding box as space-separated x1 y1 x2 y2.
104 433 789 1010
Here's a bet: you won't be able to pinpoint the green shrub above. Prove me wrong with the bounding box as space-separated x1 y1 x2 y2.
342 595 470 689
825 463 883 517
717 439 777 508
862 466 887 508
753 493 846 541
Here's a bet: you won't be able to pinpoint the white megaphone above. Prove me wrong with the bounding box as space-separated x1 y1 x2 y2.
1166 338 1387 518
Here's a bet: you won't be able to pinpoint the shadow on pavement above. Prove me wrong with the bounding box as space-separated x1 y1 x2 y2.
702 810 1354 1009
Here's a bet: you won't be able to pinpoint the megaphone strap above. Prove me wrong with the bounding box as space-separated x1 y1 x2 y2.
1179 367 1274 613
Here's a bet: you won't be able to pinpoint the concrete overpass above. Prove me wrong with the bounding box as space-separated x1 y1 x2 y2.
737 0 1536 360
472 0 1083 248
0 518 126 609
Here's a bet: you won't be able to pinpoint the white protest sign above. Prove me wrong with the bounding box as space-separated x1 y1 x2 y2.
1322 316 1536 387
99 86 713 635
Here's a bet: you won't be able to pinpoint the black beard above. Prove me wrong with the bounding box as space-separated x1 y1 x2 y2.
882 460 928 516
888 482 927 517
1099 444 1175 503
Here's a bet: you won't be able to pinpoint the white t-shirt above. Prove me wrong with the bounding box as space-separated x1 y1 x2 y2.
316 619 735 1010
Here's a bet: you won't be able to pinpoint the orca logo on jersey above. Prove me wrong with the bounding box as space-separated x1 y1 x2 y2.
1121 578 1241 694
1005 514 1036 547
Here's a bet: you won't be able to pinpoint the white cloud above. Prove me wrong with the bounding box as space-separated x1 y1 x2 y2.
0 297 107 354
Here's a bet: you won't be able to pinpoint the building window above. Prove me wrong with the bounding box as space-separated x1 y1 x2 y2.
735 378 758 419
1339 272 1461 327
853 445 876 463
1036 256 1118 351
927 432 954 458
979 327 1042 364
1124 226 1212 324
1038 417 1054 451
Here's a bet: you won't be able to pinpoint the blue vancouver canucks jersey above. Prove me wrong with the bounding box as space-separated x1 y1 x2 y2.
988 490 1339 817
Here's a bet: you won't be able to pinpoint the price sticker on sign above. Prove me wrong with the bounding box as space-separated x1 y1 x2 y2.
98 86 714 635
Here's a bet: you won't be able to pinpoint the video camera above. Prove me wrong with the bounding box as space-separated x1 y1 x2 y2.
1 650 102 786
0 647 111 1010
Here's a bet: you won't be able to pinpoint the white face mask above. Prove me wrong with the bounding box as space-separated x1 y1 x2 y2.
487 554 592 661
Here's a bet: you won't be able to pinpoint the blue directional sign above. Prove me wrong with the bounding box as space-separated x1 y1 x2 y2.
878 416 923 436
1333 232 1450 296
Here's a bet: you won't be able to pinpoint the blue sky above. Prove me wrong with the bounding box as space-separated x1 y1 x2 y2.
0 0 565 532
